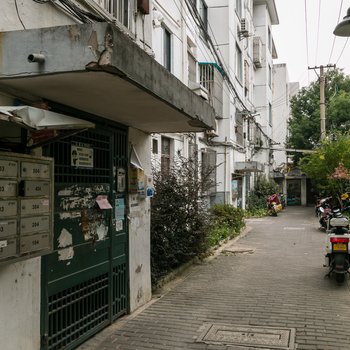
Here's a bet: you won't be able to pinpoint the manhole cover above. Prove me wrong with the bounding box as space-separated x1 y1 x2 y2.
197 324 296 349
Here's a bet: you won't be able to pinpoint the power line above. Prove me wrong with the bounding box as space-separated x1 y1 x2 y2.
304 0 310 83
336 38 349 64
315 0 322 65
328 0 343 63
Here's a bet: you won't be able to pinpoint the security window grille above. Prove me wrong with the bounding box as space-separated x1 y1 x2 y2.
200 63 213 95
97 0 132 29
163 27 172 71
161 137 171 175
236 45 243 83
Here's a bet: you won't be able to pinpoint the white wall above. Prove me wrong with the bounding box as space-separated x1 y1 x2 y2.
0 94 42 350
0 0 75 31
128 128 152 312
0 259 41 350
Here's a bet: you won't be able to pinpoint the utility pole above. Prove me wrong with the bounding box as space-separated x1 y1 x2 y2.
308 64 336 141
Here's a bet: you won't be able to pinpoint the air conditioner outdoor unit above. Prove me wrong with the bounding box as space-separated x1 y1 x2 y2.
240 18 250 37
253 36 263 68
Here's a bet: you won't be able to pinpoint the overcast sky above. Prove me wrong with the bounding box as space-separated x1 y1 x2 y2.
272 0 350 87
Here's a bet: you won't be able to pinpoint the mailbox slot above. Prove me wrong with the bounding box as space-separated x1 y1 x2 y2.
21 216 50 235
0 180 17 197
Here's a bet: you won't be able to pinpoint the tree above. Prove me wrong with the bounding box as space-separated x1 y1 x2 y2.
150 154 214 284
300 133 350 203
288 69 350 158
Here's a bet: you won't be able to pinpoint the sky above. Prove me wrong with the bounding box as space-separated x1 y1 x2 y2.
272 0 350 87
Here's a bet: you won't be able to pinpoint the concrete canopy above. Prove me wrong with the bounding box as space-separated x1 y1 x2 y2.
0 22 216 133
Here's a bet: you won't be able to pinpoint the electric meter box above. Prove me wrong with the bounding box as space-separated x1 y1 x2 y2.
0 151 54 264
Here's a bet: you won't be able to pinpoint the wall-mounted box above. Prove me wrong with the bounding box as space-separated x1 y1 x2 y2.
0 151 53 265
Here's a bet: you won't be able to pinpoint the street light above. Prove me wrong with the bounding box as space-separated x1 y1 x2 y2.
334 7 350 37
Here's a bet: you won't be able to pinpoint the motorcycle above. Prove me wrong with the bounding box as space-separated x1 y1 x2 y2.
324 213 350 283
267 194 281 216
318 205 333 230
315 196 331 218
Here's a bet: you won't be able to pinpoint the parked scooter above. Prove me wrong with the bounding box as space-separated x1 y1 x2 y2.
318 205 333 230
315 196 331 218
324 213 350 283
267 194 281 216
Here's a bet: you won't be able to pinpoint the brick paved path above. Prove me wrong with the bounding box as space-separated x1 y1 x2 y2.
78 207 350 350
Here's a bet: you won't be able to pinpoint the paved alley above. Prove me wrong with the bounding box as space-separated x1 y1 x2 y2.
78 207 350 350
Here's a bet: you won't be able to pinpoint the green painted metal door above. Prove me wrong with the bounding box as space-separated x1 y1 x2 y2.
41 127 128 350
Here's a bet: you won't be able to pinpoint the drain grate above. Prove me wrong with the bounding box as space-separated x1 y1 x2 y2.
197 324 296 349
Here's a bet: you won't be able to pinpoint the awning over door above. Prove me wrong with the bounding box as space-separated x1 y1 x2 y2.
0 106 95 130
0 22 216 133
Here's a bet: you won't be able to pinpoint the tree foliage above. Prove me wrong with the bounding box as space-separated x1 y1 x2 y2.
288 69 350 158
300 133 350 201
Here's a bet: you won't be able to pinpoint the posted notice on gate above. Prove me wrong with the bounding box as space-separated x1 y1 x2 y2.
71 144 94 168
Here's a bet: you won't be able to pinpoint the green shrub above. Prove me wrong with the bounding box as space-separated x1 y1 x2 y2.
207 204 245 247
246 175 279 212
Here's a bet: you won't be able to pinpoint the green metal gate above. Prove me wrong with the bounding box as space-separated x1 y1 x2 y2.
41 126 128 350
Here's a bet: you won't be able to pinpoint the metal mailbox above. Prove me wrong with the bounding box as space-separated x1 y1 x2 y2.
0 200 17 217
20 233 50 254
0 160 18 178
0 239 17 259
0 180 17 197
21 216 50 235
0 151 53 264
23 181 50 197
0 220 17 238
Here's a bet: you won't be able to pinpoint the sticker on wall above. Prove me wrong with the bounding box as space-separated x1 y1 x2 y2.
71 144 93 168
117 168 126 193
96 195 112 209
115 219 123 232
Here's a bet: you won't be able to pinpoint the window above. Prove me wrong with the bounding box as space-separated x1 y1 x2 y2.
269 103 272 126
161 137 171 175
199 0 208 32
235 112 244 145
268 64 272 88
200 63 214 95
244 60 249 97
163 27 172 72
99 0 132 29
152 139 158 154
188 51 197 84
236 0 242 18
202 149 216 194
236 45 243 82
